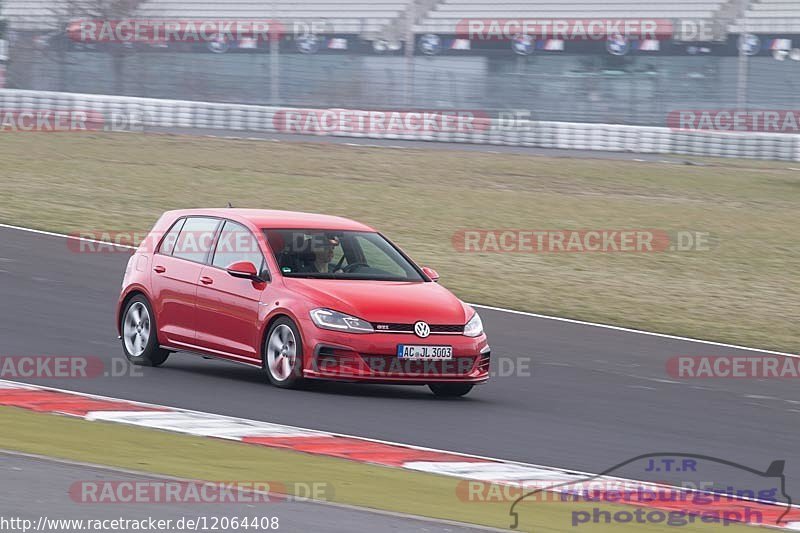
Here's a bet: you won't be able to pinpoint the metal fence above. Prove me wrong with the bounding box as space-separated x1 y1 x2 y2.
4 28 800 127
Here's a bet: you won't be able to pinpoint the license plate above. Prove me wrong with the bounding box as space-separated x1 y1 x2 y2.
397 345 453 360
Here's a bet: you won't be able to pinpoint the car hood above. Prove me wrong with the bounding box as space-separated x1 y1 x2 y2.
284 278 471 325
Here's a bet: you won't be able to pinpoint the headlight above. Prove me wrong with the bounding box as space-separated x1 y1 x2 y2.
310 308 374 333
463 312 483 337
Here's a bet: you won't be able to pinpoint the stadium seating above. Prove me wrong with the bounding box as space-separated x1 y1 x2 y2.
0 0 406 36
0 0 55 30
730 0 800 33
135 0 405 35
414 0 734 34
4 0 800 39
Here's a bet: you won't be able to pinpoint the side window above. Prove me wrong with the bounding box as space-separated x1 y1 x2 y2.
157 218 185 256
354 235 407 277
212 221 264 270
172 217 221 264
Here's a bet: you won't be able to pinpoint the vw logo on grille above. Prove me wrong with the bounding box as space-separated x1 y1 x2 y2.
414 321 431 338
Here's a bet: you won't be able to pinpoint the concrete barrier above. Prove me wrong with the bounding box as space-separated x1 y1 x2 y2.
1 89 798 161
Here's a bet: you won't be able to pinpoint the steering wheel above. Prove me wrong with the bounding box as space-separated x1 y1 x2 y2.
342 262 369 273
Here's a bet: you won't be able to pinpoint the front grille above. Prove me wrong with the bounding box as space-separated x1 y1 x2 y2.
371 323 464 334
431 324 466 333
362 354 477 375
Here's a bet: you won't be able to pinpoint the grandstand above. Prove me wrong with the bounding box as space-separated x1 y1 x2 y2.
2 0 800 38
731 0 800 33
135 0 405 36
414 0 736 35
419 0 729 29
0 0 56 30
0 0 408 36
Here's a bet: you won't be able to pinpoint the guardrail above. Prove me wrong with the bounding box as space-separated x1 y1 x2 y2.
1 89 799 161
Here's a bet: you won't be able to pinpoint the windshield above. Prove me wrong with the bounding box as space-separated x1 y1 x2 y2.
263 229 424 281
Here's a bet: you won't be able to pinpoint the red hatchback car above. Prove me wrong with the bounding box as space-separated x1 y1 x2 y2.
117 209 490 397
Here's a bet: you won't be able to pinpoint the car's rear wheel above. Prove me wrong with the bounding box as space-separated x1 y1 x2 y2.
264 317 304 389
429 383 474 397
121 295 170 367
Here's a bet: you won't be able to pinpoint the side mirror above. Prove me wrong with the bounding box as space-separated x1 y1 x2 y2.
226 261 262 281
421 266 440 282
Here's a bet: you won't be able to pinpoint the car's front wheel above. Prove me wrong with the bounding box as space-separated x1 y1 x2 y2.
121 295 170 367
264 317 304 389
429 383 474 397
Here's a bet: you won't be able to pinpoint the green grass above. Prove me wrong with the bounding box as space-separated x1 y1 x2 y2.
0 132 797 352
0 407 759 532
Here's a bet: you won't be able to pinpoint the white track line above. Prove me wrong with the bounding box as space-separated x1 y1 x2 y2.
0 378 571 471
470 304 797 357
0 449 512 532
0 223 136 250
0 221 795 357
5 378 800 520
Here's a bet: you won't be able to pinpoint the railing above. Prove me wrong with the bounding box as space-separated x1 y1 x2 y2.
1 89 798 160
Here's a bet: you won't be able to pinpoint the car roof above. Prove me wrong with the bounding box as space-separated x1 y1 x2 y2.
164 208 376 232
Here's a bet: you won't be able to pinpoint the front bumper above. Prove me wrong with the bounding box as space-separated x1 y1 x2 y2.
299 318 490 384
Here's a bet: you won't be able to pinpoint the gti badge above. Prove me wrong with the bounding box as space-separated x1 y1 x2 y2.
414 321 431 338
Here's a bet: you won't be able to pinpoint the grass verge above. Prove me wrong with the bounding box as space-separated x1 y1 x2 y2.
0 133 797 351
0 406 758 532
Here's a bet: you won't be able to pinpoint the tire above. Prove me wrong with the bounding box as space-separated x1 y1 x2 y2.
429 383 474 398
120 295 170 367
264 317 304 389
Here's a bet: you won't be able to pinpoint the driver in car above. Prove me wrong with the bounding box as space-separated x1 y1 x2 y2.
301 234 341 273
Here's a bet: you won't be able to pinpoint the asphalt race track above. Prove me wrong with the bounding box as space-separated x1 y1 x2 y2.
0 225 797 495
0 451 487 533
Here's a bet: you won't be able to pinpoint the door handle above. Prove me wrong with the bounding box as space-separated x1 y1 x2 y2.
153 265 166 273
200 276 214 285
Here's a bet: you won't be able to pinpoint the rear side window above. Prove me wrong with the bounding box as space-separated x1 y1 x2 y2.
211 221 264 270
172 217 221 264
158 218 185 255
